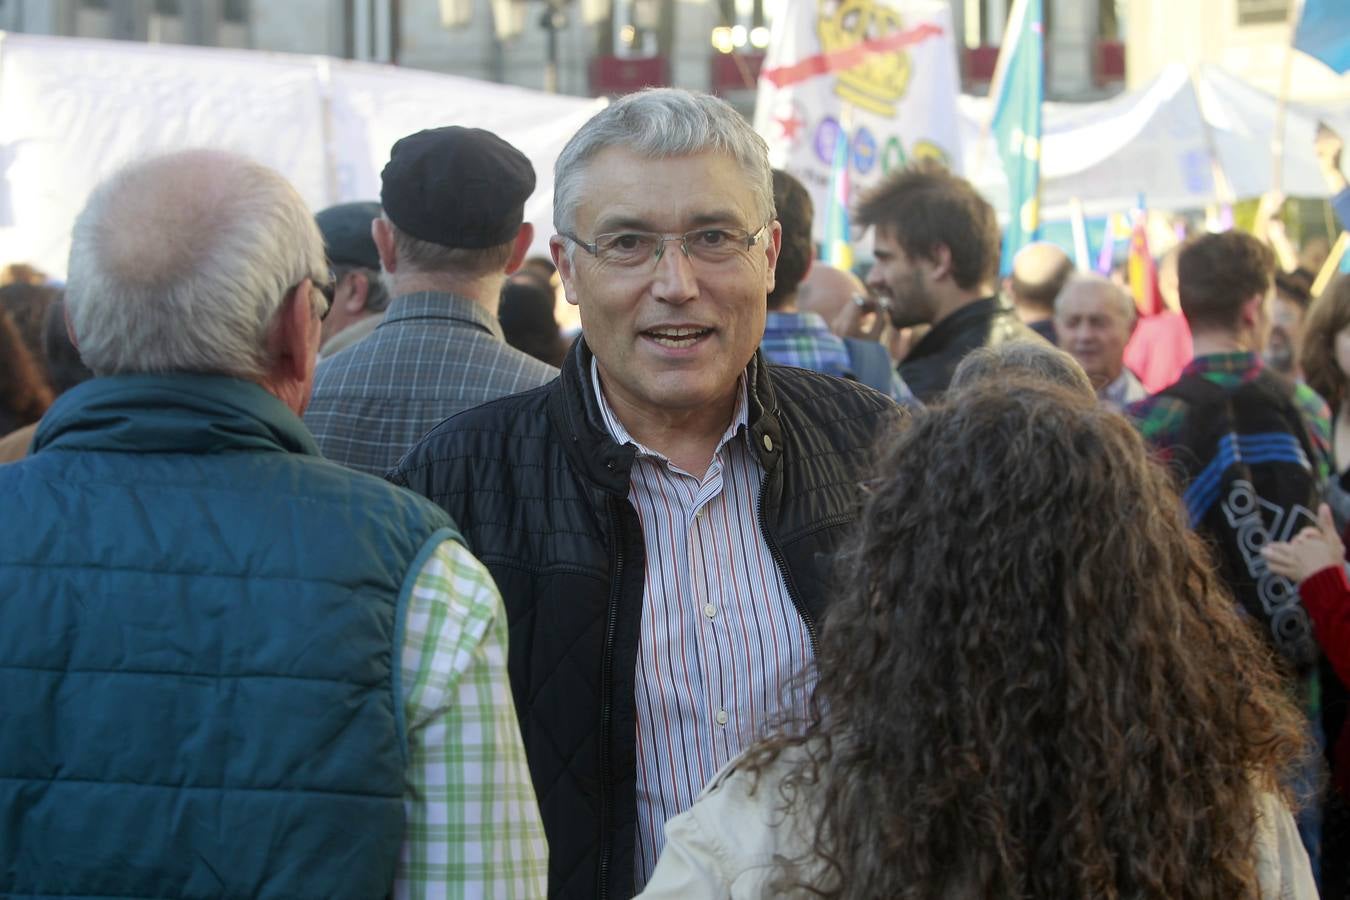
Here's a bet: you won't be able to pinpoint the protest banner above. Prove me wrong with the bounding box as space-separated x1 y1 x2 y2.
753 0 962 249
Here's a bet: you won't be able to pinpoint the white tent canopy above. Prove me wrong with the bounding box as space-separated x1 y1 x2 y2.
960 62 1350 222
0 32 607 278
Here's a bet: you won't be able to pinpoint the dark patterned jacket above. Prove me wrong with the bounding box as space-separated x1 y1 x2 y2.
389 339 900 899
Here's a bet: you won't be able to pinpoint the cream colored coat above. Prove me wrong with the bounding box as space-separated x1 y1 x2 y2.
638 749 1317 900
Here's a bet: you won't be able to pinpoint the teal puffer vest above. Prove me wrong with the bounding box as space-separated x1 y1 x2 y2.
0 374 457 899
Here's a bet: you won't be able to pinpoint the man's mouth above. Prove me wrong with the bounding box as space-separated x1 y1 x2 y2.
643 326 713 348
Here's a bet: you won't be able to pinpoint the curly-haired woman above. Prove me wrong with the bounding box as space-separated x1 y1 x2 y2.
639 381 1315 899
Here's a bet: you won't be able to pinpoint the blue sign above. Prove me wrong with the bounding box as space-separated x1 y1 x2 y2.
852 127 877 175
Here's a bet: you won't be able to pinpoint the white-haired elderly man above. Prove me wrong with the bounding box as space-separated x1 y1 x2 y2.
389 89 902 898
0 150 546 898
1055 273 1148 411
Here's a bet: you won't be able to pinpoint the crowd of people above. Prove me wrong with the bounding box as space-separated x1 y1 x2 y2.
2 86 1349 899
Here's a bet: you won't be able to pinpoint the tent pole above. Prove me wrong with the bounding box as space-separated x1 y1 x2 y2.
1188 65 1235 209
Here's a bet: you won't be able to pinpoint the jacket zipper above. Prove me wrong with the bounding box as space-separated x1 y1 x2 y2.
758 470 819 654
598 496 624 900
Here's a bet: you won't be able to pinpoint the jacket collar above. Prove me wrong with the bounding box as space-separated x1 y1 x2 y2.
910 295 1004 357
32 373 319 457
548 338 782 495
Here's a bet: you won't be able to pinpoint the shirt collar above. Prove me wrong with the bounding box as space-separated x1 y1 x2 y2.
379 290 505 340
1181 350 1261 379
590 356 749 461
1100 368 1140 404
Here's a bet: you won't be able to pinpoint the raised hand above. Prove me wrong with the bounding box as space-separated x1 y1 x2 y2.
1262 503 1345 583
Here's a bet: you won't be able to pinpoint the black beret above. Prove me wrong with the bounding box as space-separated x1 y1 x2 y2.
315 201 381 270
380 126 536 249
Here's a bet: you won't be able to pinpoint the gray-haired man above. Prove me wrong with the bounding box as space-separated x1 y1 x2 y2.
390 89 900 898
1055 273 1147 410
0 149 546 898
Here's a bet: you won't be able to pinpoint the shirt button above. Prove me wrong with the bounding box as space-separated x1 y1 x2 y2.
703 603 717 619
762 434 774 453
715 709 728 726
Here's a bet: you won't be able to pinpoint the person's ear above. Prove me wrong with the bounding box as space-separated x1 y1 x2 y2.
503 223 535 275
372 217 397 274
927 244 954 282
550 234 581 307
1239 293 1264 330
343 270 369 314
264 281 321 414
762 220 782 296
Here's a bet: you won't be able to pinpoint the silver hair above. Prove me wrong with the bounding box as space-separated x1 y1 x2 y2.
552 88 775 238
65 149 327 380
949 339 1095 397
1054 273 1137 326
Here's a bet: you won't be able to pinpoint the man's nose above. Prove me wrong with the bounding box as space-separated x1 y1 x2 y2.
651 241 698 304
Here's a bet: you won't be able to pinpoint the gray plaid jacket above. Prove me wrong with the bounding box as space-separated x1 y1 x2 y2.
304 291 558 477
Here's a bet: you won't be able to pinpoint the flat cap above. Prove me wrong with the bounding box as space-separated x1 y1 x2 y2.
380 126 535 249
315 201 381 270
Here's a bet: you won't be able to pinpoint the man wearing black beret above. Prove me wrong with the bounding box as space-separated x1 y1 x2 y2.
306 126 558 476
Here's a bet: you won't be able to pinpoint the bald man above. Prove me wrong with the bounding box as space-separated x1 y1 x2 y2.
797 262 868 325
1005 242 1075 344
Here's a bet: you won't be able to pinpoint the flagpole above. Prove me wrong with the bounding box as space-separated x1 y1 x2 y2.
975 0 1032 180
1312 231 1349 298
1272 0 1304 194
1069 197 1090 271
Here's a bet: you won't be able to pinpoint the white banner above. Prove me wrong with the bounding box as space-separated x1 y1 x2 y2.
0 32 607 278
753 0 963 245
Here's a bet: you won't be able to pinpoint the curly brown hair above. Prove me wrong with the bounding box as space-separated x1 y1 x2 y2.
1301 274 1350 410
743 381 1311 899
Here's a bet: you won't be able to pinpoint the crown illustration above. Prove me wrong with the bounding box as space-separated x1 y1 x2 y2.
817 0 912 117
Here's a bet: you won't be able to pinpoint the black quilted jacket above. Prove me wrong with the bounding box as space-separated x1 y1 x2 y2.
389 339 901 899
899 295 1039 403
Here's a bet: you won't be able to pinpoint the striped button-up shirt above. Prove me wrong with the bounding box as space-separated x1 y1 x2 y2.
591 362 814 891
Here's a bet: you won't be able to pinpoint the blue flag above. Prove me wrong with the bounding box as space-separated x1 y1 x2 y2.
1295 0 1350 74
989 0 1044 275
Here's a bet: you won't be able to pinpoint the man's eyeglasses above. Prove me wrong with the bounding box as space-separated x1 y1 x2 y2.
302 268 336 320
562 224 768 270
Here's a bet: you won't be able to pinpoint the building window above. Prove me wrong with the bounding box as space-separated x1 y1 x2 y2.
223 0 248 23
1236 0 1290 26
154 0 179 15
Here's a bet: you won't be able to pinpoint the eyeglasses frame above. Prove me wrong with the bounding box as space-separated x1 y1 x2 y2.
561 222 771 269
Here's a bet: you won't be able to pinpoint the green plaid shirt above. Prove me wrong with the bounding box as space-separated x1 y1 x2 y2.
395 539 548 898
1127 351 1333 482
